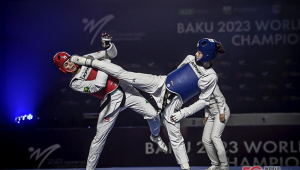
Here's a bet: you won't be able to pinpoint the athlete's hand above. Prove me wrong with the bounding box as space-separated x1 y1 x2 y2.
203 117 208 125
170 111 184 122
219 114 226 123
102 33 112 49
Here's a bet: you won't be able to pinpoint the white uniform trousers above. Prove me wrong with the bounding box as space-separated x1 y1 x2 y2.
202 104 230 166
162 95 189 165
86 83 160 170
91 60 190 165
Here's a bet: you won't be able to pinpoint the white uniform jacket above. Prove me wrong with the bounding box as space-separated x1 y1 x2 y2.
176 55 218 119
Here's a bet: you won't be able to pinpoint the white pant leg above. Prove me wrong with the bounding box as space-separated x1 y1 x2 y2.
163 96 189 165
86 107 121 170
87 89 125 170
121 83 161 136
210 105 230 166
203 105 230 166
202 108 220 166
92 60 165 94
86 84 162 170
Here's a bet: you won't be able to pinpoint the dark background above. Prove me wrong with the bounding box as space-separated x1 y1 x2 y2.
2 0 300 128
1 0 300 168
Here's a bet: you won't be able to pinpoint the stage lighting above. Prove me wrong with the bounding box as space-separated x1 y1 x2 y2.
15 113 34 123
27 114 33 120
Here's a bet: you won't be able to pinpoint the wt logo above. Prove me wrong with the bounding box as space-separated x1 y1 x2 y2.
29 144 61 169
83 15 114 45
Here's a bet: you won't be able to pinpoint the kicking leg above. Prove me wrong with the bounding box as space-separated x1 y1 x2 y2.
122 84 167 152
70 55 165 94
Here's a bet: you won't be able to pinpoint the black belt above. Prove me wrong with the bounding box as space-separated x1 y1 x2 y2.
160 89 175 113
98 86 126 113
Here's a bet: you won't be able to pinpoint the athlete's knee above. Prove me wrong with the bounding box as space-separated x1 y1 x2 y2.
211 134 222 143
149 111 159 118
92 136 101 144
93 131 107 142
144 113 159 120
218 149 226 156
168 132 184 147
202 135 212 145
143 108 158 118
170 138 184 148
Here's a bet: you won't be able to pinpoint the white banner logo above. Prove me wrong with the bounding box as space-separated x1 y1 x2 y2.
29 144 61 169
83 15 114 45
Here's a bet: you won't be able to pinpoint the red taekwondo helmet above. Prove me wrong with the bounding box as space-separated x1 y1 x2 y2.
53 52 78 74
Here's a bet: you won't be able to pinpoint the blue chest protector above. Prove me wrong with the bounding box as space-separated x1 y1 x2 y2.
165 63 202 104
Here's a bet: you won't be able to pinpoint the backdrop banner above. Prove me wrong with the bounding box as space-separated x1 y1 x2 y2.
1 126 299 168
3 0 300 127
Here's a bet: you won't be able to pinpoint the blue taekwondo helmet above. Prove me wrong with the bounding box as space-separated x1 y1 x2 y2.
197 38 218 63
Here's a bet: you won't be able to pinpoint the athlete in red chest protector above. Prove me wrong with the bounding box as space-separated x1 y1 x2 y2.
52 34 167 170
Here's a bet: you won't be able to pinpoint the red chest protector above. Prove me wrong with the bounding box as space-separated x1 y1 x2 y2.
86 68 119 99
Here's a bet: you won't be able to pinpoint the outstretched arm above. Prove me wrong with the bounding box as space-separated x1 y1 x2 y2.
170 74 218 122
84 33 118 60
